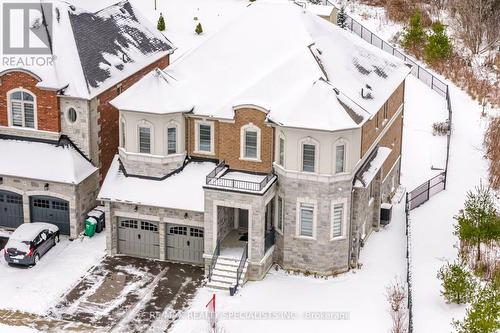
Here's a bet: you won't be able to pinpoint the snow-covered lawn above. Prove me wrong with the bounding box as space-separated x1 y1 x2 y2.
408 83 490 332
0 232 106 315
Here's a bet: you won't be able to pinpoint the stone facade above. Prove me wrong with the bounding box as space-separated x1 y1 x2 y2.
119 149 186 178
0 171 99 239
59 97 92 159
274 170 351 275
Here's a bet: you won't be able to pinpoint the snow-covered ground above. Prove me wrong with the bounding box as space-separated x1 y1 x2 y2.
0 232 106 315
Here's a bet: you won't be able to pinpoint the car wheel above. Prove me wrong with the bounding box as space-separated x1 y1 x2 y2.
55 235 60 243
34 254 40 265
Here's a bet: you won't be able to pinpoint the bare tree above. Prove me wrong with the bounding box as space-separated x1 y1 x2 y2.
451 0 499 55
386 278 408 333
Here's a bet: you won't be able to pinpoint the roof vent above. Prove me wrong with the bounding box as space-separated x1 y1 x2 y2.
55 8 60 22
120 8 126 14
69 5 76 11
361 85 373 100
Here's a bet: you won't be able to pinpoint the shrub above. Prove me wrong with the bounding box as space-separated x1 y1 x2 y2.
195 22 203 35
337 6 347 29
402 11 426 55
453 282 500 333
384 0 414 23
425 22 452 63
437 260 477 304
157 13 165 31
386 278 408 333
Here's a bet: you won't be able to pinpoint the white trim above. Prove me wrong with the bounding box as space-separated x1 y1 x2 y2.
295 198 317 240
7 88 38 129
194 119 215 155
240 123 261 162
298 137 319 174
137 119 154 154
330 198 348 241
165 120 179 155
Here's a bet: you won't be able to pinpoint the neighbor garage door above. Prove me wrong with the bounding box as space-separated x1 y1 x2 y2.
166 224 204 264
118 219 159 259
0 190 24 229
30 196 70 235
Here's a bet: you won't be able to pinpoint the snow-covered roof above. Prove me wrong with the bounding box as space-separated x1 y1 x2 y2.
98 156 216 212
0 0 174 99
307 4 336 17
0 138 98 184
112 2 410 132
354 147 392 187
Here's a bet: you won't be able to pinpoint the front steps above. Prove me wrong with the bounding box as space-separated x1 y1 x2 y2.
207 256 248 291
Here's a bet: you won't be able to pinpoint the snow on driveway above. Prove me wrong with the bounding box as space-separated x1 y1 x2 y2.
0 232 106 315
408 82 491 332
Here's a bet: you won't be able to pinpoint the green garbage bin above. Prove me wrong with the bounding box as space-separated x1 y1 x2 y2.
85 217 97 237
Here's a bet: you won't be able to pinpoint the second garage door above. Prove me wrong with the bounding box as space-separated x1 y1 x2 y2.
30 196 70 235
166 224 204 264
118 219 159 259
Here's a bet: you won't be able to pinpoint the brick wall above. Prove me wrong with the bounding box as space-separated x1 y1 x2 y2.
187 108 274 173
360 81 405 157
96 56 169 181
0 71 60 132
380 112 403 179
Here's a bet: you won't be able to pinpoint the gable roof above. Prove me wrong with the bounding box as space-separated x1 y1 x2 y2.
112 2 410 132
0 0 174 99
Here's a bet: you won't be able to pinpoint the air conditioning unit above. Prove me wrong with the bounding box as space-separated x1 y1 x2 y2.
380 203 393 226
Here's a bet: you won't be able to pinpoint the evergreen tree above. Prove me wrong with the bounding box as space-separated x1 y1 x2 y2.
454 184 500 262
337 6 347 29
195 22 203 35
157 13 165 31
402 11 426 53
453 282 500 333
424 22 452 63
437 260 477 304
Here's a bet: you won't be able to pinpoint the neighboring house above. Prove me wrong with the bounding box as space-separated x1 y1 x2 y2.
0 0 174 238
98 2 410 290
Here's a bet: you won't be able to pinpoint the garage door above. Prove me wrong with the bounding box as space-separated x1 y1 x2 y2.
166 224 204 264
30 196 70 235
118 219 159 259
0 190 24 229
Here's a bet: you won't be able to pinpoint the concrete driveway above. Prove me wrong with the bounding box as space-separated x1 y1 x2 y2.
50 256 204 332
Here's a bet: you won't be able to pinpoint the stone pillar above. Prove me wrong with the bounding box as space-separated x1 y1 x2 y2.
159 222 166 261
104 202 117 255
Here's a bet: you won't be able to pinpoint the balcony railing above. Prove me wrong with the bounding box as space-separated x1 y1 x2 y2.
206 161 276 192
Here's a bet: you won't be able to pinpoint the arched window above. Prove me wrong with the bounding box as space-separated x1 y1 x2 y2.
137 120 153 154
240 123 261 161
8 89 36 128
299 137 319 173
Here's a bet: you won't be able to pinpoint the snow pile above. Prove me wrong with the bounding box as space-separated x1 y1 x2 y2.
98 157 216 212
0 139 97 184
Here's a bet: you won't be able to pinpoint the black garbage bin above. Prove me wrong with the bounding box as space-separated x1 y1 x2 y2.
87 207 105 233
380 203 393 226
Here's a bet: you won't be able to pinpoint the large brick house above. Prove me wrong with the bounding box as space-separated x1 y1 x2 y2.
98 2 411 290
0 0 174 238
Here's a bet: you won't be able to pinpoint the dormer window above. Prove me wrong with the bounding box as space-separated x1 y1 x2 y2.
8 90 36 128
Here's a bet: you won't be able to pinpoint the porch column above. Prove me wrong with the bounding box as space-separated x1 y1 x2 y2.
249 205 265 262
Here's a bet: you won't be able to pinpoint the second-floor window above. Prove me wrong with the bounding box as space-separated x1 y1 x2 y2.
278 136 285 166
335 144 346 173
139 126 151 154
120 119 126 148
302 143 316 172
9 90 35 129
198 123 212 153
167 126 177 154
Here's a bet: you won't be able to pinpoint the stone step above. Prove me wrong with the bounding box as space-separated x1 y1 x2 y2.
206 280 232 290
212 268 246 278
216 257 247 268
211 274 244 285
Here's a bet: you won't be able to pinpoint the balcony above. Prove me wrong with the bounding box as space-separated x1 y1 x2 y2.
205 161 276 193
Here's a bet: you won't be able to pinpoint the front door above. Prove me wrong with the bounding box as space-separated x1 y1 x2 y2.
238 209 248 230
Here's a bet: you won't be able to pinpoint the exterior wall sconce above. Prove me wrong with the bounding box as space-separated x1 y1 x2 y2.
44 183 49 191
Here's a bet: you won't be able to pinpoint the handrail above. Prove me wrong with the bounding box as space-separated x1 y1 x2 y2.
230 242 248 296
208 239 221 282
